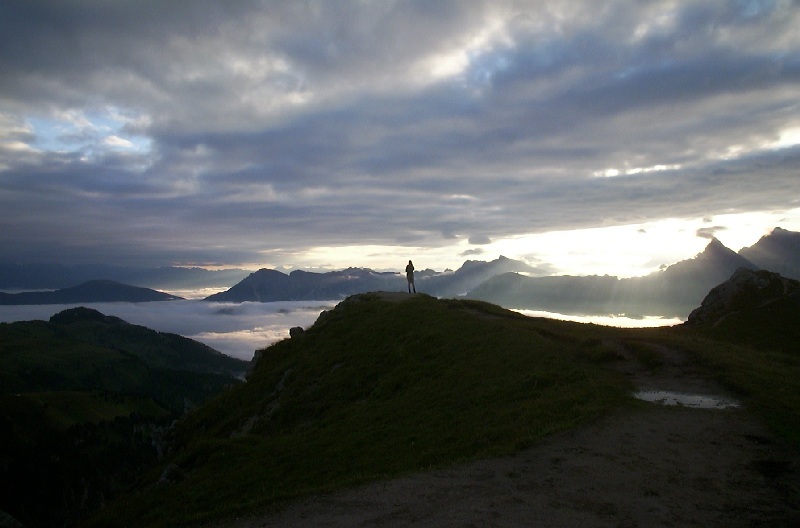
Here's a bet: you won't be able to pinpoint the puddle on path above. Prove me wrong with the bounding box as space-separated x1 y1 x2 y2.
634 390 741 410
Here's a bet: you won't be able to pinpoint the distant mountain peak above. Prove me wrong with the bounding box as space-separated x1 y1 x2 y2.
738 227 800 281
0 280 183 305
701 237 734 254
254 268 287 276
694 237 750 262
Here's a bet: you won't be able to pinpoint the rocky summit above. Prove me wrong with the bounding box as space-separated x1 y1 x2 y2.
687 268 800 327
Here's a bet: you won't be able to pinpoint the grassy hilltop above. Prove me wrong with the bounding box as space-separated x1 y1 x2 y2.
84 292 800 527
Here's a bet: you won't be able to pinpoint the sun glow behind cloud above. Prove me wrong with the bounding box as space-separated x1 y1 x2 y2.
593 164 682 178
415 15 511 85
255 208 800 280
772 126 800 149
486 221 710 278
412 209 800 279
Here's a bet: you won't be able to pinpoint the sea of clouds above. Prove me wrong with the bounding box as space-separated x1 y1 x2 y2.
0 300 338 361
0 300 683 362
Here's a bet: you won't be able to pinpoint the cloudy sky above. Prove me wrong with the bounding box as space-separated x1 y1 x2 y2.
2 0 799 278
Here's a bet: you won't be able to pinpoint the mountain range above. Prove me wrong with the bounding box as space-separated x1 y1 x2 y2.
0 262 248 291
0 279 183 305
3 228 798 318
466 237 758 317
204 255 536 302
205 228 800 318
467 230 800 317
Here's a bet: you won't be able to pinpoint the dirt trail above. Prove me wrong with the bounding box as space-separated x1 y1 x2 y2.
210 341 800 528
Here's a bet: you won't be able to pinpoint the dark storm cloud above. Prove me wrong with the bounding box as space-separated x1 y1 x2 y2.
1 0 799 268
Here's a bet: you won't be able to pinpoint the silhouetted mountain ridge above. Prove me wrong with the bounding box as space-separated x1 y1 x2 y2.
205 256 536 302
0 262 248 290
739 227 800 280
466 236 765 317
204 229 798 317
0 279 182 305
4 229 797 317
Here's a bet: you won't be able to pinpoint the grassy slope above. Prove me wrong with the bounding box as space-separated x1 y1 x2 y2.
674 332 800 441
0 320 155 394
0 316 247 527
87 294 800 527
90 295 635 526
0 319 244 415
50 307 249 377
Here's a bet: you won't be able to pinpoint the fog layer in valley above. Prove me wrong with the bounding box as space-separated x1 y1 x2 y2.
0 300 337 361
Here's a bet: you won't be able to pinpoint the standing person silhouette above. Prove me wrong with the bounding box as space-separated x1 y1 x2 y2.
405 260 416 293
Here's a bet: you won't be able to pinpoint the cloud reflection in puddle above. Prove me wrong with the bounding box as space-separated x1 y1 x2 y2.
634 390 741 410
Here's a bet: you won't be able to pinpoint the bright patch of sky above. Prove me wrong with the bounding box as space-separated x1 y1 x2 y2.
772 125 800 149
299 209 800 279
275 244 433 273
594 164 683 178
416 15 511 87
596 122 800 179
485 210 800 278
27 108 152 159
265 208 800 279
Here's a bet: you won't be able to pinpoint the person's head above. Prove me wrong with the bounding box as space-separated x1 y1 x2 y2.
408 260 413 265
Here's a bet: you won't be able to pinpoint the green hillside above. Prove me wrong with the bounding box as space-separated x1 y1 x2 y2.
82 293 800 527
49 306 248 377
0 309 249 528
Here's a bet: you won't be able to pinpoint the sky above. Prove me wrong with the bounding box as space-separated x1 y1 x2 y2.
2 0 800 279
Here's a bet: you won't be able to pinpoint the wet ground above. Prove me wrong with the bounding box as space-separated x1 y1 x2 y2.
634 390 741 409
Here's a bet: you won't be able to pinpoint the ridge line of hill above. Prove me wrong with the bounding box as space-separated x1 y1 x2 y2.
0 279 182 305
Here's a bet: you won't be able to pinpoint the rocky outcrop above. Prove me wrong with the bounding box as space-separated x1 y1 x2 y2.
686 268 800 327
